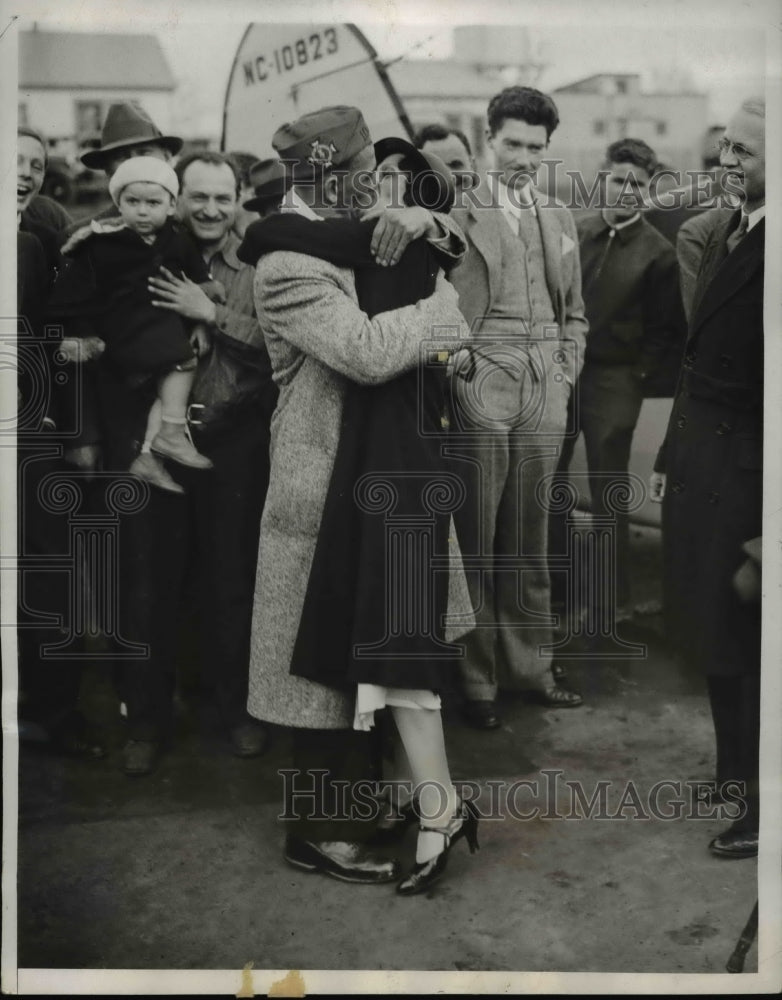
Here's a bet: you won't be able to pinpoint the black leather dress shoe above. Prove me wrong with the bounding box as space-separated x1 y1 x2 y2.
709 829 758 858
284 837 401 884
462 699 501 730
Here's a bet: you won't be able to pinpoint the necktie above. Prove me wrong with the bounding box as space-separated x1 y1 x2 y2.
727 213 749 253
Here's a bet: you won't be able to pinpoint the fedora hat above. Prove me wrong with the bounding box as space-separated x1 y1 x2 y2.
81 103 183 170
242 158 289 211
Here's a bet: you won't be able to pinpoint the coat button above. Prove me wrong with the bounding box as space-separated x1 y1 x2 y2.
708 491 720 504
719 355 733 368
684 351 697 366
716 421 732 436
671 481 684 494
676 414 687 429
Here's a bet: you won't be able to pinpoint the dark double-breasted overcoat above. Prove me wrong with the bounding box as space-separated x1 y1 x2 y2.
658 211 764 676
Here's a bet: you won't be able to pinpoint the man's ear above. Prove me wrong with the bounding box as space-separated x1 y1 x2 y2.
323 172 340 207
167 195 177 217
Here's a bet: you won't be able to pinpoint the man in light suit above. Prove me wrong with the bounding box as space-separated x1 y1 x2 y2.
448 86 589 729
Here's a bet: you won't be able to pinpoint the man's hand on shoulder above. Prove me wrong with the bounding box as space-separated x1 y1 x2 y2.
361 205 438 267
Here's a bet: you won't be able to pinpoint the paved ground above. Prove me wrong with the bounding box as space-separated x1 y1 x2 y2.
16 525 758 977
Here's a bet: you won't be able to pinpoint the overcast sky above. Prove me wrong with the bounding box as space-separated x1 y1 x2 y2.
13 0 773 137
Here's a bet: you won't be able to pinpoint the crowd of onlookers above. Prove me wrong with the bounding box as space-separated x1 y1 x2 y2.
16 82 765 886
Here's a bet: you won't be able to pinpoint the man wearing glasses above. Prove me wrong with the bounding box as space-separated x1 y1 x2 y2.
650 98 765 859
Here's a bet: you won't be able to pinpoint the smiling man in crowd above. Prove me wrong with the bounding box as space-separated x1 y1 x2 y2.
98 151 278 774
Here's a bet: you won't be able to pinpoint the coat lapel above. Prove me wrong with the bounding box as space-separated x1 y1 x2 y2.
691 217 764 332
466 182 502 305
534 194 563 323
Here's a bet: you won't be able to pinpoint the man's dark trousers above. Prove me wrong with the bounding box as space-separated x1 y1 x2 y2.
708 673 760 833
18 446 83 733
549 363 645 608
99 374 272 740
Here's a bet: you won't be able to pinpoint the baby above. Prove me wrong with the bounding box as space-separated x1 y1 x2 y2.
52 156 215 493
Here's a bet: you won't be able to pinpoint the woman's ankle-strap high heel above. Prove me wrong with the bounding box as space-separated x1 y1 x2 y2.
396 800 480 896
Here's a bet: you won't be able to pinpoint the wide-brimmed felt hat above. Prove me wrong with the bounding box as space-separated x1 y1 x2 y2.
272 105 372 181
373 136 455 214
80 103 183 170
242 158 289 211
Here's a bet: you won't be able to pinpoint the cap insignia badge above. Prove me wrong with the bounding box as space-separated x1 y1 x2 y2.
307 138 338 168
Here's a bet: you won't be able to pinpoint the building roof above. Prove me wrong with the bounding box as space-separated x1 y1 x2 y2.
387 59 505 99
20 29 176 91
554 72 641 94
387 60 704 104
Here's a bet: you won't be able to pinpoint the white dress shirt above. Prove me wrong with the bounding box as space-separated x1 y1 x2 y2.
745 204 765 232
496 178 538 234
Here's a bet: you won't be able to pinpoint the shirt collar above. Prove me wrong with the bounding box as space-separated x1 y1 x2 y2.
599 209 642 243
282 187 322 221
496 178 538 232
209 230 243 270
744 205 765 232
497 178 537 209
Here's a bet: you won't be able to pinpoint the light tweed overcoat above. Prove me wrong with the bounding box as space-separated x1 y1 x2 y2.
247 238 474 729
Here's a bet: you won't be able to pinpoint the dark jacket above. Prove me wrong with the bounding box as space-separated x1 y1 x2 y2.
658 210 763 676
576 212 686 395
17 229 58 431
21 207 104 448
50 218 209 373
25 195 72 237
